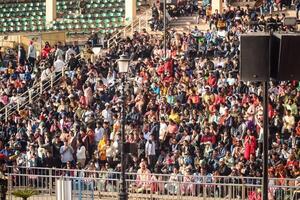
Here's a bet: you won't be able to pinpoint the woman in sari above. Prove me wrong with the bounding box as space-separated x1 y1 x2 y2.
244 129 256 160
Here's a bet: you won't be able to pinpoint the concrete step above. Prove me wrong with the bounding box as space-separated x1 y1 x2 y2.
173 16 197 20
172 19 197 23
169 16 198 27
169 22 194 27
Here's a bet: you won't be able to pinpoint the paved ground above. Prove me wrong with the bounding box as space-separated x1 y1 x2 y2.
6 193 245 200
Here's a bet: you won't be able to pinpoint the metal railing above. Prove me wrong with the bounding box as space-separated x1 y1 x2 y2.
107 9 151 49
0 69 64 122
5 166 300 200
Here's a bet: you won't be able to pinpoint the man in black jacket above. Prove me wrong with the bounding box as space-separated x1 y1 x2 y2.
137 133 146 159
67 53 79 71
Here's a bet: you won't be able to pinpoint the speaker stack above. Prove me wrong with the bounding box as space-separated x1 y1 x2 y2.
240 33 300 81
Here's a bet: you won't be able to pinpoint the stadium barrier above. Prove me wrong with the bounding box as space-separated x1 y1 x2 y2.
5 166 300 199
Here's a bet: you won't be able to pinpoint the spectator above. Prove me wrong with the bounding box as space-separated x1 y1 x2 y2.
0 4 299 194
76 139 86 167
145 134 156 171
27 41 36 68
60 140 74 167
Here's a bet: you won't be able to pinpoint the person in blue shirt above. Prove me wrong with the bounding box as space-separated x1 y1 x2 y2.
0 144 12 158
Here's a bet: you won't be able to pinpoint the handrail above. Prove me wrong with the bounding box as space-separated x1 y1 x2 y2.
0 68 64 122
5 165 299 184
107 9 151 49
5 166 299 199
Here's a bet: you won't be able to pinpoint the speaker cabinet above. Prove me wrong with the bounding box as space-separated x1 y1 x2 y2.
240 33 271 81
271 33 300 81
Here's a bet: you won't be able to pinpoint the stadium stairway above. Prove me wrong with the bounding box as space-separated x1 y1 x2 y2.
0 70 63 122
168 15 209 32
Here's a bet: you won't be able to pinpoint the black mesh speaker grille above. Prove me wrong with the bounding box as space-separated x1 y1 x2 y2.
240 34 270 81
277 35 300 80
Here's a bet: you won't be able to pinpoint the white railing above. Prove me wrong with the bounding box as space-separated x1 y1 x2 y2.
0 68 64 122
107 9 151 49
5 166 300 200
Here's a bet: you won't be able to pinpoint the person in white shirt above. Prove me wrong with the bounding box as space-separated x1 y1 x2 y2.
54 56 65 73
106 70 115 87
145 134 156 171
159 117 168 141
227 74 236 86
95 122 104 144
40 67 52 82
55 45 64 61
76 140 86 167
102 103 113 124
27 41 36 68
65 46 76 63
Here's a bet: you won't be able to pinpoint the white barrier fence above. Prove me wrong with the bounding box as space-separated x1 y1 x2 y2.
5 166 300 200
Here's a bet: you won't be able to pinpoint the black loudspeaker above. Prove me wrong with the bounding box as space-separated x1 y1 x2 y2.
271 34 300 81
240 33 270 81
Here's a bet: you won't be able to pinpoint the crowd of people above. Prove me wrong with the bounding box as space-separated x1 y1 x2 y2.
0 46 36 110
0 1 300 199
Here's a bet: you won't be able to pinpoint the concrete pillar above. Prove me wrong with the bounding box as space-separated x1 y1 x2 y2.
125 0 136 25
46 0 57 23
212 0 222 14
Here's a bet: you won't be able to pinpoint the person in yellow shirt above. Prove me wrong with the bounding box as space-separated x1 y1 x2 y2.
169 108 180 124
98 134 108 165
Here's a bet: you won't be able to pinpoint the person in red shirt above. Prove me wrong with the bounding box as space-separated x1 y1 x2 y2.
207 72 217 88
244 129 257 160
164 59 173 76
200 127 216 145
187 90 200 106
214 92 226 105
156 60 165 76
41 42 52 59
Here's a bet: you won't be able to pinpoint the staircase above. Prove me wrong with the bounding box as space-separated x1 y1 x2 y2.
107 8 152 48
169 16 197 27
0 70 63 122
168 15 209 31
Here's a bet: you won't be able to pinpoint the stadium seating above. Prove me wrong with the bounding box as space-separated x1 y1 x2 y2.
0 0 135 35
